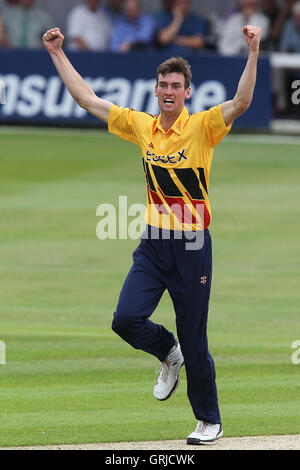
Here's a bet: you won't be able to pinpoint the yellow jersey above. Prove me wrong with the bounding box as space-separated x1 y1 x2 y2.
108 104 231 231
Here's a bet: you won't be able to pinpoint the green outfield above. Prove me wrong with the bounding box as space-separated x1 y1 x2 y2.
0 127 300 447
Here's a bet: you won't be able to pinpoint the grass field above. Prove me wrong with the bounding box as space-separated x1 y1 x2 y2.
0 127 300 448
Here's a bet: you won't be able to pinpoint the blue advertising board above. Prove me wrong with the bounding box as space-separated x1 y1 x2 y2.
0 49 271 128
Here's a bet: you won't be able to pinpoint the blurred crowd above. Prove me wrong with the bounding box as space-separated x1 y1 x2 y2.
0 0 300 54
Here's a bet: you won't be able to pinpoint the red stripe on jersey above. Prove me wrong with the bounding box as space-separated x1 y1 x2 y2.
157 188 196 225
185 193 211 229
148 186 169 214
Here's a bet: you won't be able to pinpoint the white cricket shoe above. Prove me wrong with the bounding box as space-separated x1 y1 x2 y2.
187 421 223 445
153 340 184 401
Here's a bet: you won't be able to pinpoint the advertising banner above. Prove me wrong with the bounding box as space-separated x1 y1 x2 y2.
0 49 271 128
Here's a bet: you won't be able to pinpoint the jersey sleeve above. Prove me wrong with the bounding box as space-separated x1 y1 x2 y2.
201 104 232 147
108 104 140 146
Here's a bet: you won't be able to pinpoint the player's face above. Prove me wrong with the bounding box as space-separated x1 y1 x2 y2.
155 73 191 116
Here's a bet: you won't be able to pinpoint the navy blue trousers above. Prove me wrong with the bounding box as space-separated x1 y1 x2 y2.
112 227 221 424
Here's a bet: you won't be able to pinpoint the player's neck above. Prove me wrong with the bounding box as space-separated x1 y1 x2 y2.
160 107 184 132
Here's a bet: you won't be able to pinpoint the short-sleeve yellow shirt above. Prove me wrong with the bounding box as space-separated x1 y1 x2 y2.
108 104 231 231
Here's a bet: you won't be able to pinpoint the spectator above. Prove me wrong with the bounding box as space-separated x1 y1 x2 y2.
272 1 300 114
197 0 237 21
66 0 111 51
2 0 52 48
154 0 208 54
266 0 297 50
0 15 9 46
103 0 124 26
2 0 19 7
197 0 237 40
261 0 281 50
110 0 155 52
217 0 270 55
153 0 174 19
280 0 300 52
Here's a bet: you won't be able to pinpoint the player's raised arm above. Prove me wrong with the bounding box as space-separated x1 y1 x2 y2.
221 25 261 126
43 28 112 123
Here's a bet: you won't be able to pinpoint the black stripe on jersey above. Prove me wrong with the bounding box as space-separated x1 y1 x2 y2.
143 161 156 191
152 165 182 197
198 167 208 194
174 168 204 200
144 113 158 119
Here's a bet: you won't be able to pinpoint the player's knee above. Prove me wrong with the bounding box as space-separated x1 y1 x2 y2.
111 308 134 335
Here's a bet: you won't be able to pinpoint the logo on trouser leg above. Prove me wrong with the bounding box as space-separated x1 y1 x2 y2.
200 275 207 285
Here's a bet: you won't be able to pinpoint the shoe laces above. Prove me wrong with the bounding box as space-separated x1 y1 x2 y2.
196 421 218 436
155 343 182 382
201 422 210 435
155 355 181 378
155 361 168 381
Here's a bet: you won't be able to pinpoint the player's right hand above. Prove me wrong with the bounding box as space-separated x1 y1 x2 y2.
43 28 64 53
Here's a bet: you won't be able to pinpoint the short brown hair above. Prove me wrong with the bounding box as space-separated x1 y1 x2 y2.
156 57 192 89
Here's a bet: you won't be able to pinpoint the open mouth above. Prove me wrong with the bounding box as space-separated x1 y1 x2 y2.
164 99 174 104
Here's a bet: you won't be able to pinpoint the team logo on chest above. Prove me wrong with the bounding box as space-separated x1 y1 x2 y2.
146 148 188 165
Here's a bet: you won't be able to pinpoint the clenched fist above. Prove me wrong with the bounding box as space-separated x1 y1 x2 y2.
43 28 64 53
243 25 261 52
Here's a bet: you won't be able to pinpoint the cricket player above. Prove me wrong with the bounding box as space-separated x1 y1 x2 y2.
43 24 261 445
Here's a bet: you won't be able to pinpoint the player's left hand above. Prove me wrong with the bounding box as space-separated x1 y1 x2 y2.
243 25 261 52
43 27 64 53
